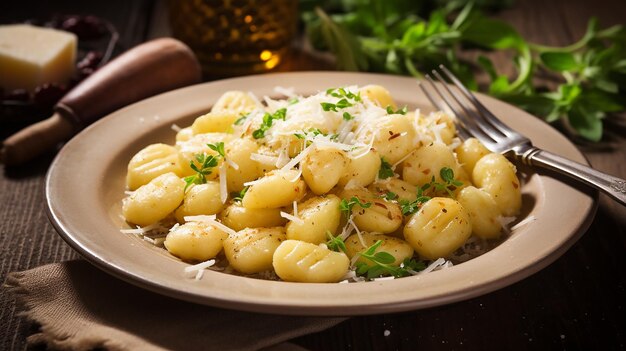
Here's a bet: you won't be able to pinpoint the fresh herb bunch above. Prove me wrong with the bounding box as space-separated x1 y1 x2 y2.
302 0 625 141
398 167 462 215
378 157 395 179
339 196 372 217
326 231 348 253
252 108 288 139
183 142 225 191
355 240 426 279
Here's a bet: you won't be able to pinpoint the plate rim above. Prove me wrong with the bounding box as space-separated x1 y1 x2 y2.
45 71 598 316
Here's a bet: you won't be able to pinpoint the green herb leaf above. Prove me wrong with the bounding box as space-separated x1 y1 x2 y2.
339 196 372 217
207 142 225 157
382 191 398 201
385 105 408 115
231 186 248 203
540 52 580 71
326 231 348 254
378 157 395 179
234 114 248 125
354 240 426 279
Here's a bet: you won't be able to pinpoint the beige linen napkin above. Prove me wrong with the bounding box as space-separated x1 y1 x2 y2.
5 260 346 351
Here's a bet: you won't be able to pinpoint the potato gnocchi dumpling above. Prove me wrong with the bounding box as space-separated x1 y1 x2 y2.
224 227 286 274
301 147 348 195
174 182 225 223
369 114 416 164
344 233 414 267
242 170 307 209
456 138 491 175
122 172 185 226
473 153 522 216
219 204 287 231
286 195 342 244
126 143 182 190
404 197 472 260
211 90 258 114
402 142 459 187
192 111 239 134
164 222 227 261
121 85 524 283
337 149 381 188
273 240 349 283
457 186 503 239
340 187 403 234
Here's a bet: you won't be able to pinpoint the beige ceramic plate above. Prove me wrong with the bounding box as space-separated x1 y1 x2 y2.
46 72 597 316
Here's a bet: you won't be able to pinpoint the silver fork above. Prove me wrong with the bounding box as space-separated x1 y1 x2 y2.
419 65 626 206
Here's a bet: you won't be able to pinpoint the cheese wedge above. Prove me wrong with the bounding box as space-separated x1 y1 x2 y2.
0 24 77 92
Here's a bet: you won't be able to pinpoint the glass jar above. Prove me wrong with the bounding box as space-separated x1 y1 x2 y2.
168 0 298 77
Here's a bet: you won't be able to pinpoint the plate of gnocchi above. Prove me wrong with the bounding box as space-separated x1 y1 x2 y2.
46 72 596 315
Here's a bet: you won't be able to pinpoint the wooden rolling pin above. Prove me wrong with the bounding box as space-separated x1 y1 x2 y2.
0 37 202 166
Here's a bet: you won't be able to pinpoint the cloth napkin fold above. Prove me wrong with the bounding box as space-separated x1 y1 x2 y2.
5 260 346 351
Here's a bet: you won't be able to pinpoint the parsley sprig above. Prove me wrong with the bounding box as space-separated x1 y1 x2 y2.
339 196 372 217
386 105 408 115
378 157 394 179
230 186 248 203
252 108 287 139
183 142 225 191
321 98 354 112
327 87 362 102
355 240 426 279
398 167 463 215
303 3 626 142
325 231 348 254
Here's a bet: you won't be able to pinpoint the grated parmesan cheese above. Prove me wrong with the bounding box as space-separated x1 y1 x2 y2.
280 211 304 225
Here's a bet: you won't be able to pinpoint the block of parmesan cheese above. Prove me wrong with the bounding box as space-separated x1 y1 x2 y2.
0 24 77 92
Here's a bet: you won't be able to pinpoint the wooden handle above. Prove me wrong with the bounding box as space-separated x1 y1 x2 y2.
0 113 74 165
58 38 201 127
1 38 201 166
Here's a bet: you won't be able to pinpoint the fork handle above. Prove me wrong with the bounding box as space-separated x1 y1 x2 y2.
527 148 626 206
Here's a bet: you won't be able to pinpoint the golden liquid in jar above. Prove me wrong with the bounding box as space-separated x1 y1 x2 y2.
168 0 298 77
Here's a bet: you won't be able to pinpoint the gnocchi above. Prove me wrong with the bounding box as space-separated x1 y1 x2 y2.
120 84 524 283
273 240 349 283
164 222 227 261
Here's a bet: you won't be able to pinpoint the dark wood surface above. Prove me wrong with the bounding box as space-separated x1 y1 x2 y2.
1 1 625 350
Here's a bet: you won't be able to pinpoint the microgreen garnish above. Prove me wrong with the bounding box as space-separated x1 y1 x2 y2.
288 97 299 105
230 186 248 203
434 167 464 197
339 196 372 217
233 113 248 126
386 105 408 115
183 143 225 191
293 128 327 140
382 191 398 201
378 157 394 179
325 231 347 254
207 142 225 157
398 167 463 215
355 240 426 279
252 108 288 139
326 87 362 102
321 98 353 112
343 111 355 121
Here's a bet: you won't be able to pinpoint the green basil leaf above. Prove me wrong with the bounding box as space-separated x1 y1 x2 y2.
462 16 524 50
568 105 603 142
540 52 579 72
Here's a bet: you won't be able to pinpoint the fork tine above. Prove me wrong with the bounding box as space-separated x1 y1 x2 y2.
438 65 515 137
430 70 507 143
421 74 495 146
418 81 472 141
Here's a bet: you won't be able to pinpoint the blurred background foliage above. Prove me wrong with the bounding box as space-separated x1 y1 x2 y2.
299 0 625 142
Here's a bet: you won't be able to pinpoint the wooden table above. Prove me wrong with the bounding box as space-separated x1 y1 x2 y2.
1 0 625 349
